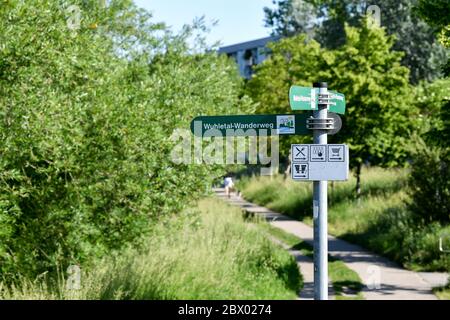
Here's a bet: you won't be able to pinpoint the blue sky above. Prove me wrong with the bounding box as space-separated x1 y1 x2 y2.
133 0 275 47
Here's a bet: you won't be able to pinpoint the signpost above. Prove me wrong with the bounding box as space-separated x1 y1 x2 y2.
290 82 348 300
191 82 348 301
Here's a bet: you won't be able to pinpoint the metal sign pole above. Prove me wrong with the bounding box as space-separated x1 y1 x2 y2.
313 82 328 300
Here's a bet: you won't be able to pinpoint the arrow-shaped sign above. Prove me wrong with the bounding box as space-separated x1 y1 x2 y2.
328 91 346 115
190 114 311 137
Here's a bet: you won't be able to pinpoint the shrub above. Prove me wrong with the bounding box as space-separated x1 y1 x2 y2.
0 1 251 278
408 140 449 224
408 78 450 224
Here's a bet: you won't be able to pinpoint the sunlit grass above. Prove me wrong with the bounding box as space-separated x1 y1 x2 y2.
0 199 302 300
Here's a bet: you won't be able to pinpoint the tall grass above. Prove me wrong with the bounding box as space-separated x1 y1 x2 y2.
237 167 450 272
0 199 301 300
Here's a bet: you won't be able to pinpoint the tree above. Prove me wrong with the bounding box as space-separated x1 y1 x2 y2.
415 0 450 31
414 0 450 77
0 0 251 278
264 0 448 83
408 79 450 224
408 1 450 225
247 22 416 196
264 0 319 36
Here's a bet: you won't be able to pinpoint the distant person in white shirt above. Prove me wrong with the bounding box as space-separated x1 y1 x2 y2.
224 176 234 198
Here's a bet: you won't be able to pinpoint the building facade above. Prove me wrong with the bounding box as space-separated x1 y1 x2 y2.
218 36 281 79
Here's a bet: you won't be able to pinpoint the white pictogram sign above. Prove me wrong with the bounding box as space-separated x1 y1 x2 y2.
291 144 349 181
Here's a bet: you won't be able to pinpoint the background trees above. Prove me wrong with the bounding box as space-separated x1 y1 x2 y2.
247 22 415 195
415 0 450 77
264 0 448 83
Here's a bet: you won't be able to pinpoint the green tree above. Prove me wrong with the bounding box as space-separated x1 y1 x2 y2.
0 0 251 278
415 0 450 31
264 0 447 83
414 0 450 77
408 129 449 224
264 0 319 36
408 1 450 225
247 22 416 196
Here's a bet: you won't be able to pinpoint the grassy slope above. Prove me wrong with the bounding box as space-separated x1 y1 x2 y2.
0 198 302 300
237 167 450 272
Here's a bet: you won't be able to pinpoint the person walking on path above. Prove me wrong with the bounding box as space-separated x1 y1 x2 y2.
224 176 235 199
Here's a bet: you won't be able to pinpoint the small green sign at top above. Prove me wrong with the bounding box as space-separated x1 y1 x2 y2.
289 86 346 115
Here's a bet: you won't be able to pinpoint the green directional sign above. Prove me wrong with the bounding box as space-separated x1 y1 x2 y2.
289 86 317 111
190 114 310 137
289 86 346 115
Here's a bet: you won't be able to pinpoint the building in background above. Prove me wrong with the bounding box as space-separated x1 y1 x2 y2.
218 36 281 79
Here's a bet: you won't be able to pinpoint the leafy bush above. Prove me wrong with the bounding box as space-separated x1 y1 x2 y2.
409 78 450 224
0 0 251 278
408 140 449 224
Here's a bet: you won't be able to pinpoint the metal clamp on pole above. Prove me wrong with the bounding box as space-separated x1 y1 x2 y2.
318 93 332 106
306 118 335 130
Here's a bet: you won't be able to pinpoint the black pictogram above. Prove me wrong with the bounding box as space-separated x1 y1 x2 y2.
310 146 326 162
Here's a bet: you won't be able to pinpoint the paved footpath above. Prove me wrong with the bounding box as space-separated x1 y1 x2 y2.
214 188 448 300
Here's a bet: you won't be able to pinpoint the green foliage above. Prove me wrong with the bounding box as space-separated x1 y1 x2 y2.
0 0 251 278
247 23 415 169
414 0 450 77
434 283 450 300
0 199 302 300
414 0 450 31
369 0 447 83
237 167 405 221
408 138 449 225
264 0 319 36
413 78 450 145
344 204 450 272
264 0 447 83
408 79 449 224
333 24 414 169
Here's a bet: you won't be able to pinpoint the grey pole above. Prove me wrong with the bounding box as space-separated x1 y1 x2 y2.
313 82 328 300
